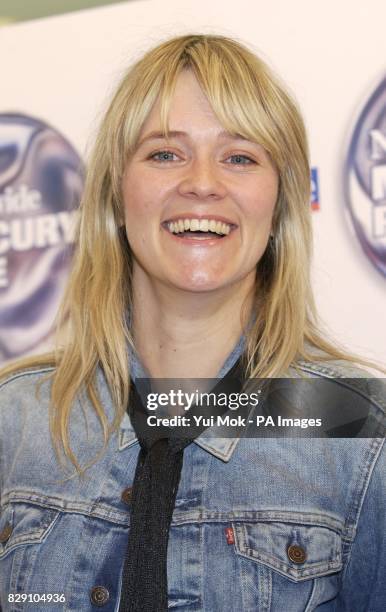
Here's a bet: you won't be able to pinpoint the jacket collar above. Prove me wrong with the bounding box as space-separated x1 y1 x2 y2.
118 410 243 462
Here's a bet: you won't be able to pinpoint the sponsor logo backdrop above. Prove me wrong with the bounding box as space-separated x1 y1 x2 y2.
0 114 82 362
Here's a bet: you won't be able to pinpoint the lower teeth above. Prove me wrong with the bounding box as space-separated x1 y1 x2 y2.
176 231 223 238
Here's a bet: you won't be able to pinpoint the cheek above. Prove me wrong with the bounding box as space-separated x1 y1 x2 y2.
123 187 146 218
122 170 172 222
122 191 153 242
254 179 278 224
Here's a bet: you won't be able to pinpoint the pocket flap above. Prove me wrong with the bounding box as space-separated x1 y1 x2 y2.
0 502 59 558
233 520 342 582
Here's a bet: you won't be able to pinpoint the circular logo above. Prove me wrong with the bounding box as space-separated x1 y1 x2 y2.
344 76 386 277
0 113 83 363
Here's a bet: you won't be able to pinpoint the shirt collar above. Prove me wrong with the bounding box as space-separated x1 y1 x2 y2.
119 333 247 462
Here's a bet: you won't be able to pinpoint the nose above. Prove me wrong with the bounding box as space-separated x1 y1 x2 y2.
178 157 227 200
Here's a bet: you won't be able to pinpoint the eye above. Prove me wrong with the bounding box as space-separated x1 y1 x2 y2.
225 154 256 165
149 150 179 162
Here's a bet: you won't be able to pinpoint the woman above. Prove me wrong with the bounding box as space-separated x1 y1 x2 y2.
0 34 385 612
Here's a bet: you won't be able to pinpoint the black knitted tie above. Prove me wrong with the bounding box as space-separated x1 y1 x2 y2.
118 356 244 612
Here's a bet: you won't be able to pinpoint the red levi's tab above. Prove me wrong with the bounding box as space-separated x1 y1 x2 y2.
225 527 235 545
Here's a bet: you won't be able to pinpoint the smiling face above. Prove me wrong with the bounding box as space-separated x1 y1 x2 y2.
122 69 279 295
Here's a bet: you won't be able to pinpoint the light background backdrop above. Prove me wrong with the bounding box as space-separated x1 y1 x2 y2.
0 0 385 364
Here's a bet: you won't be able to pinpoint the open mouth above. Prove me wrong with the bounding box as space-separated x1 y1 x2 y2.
161 218 236 240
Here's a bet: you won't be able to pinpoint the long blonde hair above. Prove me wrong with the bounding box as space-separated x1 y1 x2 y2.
0 34 372 473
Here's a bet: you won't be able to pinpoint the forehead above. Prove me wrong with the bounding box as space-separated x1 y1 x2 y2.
140 70 223 135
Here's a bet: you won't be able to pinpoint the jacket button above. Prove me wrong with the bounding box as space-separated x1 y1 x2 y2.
90 586 110 606
121 487 133 505
0 522 12 543
287 544 307 564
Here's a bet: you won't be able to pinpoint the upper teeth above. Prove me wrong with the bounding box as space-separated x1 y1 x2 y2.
167 218 231 235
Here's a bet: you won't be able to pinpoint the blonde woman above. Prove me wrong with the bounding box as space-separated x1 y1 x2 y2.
0 35 385 612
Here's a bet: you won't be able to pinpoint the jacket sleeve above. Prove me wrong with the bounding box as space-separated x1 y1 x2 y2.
335 440 386 611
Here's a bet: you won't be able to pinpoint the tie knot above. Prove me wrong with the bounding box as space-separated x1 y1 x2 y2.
138 435 193 455
138 435 167 453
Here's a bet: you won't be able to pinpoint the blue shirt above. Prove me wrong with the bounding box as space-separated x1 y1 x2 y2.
0 341 385 611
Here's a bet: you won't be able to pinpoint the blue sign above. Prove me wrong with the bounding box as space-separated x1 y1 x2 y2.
344 76 386 277
310 167 320 211
0 114 83 363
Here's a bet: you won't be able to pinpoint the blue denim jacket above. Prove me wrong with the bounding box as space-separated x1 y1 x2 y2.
0 337 385 611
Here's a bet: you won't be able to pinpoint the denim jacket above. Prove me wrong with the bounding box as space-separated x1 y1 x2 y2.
0 338 385 612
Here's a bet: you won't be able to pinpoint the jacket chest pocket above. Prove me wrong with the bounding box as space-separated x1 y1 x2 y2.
0 503 59 559
0 502 60 606
232 520 343 612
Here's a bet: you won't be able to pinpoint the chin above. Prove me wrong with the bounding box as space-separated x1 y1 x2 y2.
167 271 230 293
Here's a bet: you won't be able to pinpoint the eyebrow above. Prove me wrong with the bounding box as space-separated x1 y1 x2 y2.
137 129 251 147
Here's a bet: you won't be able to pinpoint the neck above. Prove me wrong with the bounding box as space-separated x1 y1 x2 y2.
131 265 255 379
